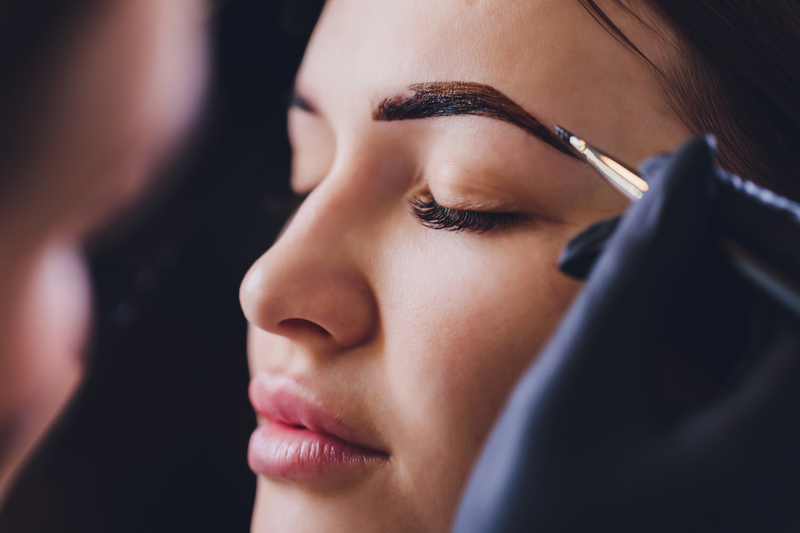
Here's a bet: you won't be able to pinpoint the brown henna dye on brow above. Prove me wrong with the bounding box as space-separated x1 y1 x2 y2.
373 81 578 159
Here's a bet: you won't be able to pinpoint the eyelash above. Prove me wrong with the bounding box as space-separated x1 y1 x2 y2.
410 196 519 233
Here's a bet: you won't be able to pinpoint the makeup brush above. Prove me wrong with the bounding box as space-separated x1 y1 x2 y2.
555 125 649 201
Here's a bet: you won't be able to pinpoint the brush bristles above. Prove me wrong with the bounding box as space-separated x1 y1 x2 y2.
554 125 572 142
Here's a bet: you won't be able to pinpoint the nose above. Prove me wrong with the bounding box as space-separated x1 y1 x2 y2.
239 192 378 350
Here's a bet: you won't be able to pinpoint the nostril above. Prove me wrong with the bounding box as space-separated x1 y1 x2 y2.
278 318 332 338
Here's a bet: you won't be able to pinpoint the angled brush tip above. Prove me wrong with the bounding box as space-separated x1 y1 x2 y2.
554 125 571 142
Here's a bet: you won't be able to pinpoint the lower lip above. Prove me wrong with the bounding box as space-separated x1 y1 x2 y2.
248 421 388 483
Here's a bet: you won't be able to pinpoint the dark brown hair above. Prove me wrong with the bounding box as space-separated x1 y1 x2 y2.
580 0 800 200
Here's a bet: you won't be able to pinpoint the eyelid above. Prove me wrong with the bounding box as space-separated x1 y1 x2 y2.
410 195 521 233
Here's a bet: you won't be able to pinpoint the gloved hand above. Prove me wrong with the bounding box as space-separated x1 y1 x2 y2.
452 137 800 532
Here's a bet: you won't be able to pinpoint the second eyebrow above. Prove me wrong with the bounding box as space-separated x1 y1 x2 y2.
373 81 578 159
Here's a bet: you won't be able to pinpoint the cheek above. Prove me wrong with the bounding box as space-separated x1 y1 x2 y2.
0 244 88 423
379 229 580 457
24 245 91 379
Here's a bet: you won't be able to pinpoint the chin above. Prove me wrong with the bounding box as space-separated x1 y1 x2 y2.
250 477 449 533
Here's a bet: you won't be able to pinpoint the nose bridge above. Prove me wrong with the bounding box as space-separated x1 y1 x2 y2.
240 169 379 351
286 169 365 243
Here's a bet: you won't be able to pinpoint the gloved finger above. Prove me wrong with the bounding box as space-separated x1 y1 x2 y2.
558 215 621 280
715 171 800 284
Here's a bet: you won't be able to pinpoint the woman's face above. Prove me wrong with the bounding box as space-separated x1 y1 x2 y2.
241 0 690 531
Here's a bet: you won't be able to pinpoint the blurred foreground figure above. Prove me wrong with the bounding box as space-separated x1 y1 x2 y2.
0 0 208 504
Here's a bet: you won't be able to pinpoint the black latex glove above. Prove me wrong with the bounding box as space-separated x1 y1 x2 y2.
451 137 800 532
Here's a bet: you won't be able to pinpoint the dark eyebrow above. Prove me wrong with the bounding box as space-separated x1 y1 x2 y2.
373 81 577 159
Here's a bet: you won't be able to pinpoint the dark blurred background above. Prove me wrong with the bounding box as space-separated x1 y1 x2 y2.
0 1 324 531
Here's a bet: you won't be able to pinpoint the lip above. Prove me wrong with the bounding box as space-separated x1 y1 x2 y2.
248 372 389 485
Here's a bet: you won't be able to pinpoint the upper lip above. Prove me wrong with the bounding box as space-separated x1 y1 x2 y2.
249 372 387 455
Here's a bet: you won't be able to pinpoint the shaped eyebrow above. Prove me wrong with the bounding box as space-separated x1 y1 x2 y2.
373 81 578 159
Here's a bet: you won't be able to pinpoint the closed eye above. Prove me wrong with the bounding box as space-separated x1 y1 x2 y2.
410 196 520 233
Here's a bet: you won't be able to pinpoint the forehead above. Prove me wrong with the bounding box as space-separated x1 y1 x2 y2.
298 0 684 163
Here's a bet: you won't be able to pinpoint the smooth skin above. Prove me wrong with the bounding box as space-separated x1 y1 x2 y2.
0 0 208 504
240 0 692 531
